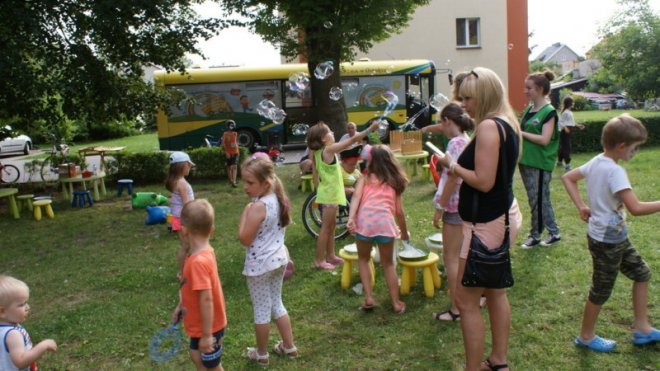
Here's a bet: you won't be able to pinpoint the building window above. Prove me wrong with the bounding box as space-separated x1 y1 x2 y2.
456 18 480 48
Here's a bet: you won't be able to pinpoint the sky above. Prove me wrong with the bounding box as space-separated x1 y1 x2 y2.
189 0 660 67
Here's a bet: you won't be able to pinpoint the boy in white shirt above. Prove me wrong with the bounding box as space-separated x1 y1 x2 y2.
562 114 660 352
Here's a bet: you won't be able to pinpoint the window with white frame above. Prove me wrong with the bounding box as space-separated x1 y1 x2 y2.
456 18 480 48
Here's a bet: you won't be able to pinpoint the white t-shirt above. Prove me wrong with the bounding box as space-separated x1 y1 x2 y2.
242 193 288 276
558 110 576 130
579 154 631 243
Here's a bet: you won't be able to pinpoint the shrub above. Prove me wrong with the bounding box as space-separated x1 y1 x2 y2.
571 116 660 153
572 94 593 111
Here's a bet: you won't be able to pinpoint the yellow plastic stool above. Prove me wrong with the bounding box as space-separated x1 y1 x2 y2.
397 252 441 297
33 199 55 221
16 194 34 211
421 164 431 181
300 174 315 192
338 248 375 289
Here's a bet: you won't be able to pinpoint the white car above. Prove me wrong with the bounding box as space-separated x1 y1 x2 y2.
0 133 32 155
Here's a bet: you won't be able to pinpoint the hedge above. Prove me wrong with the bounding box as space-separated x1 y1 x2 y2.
111 146 250 185
571 116 660 153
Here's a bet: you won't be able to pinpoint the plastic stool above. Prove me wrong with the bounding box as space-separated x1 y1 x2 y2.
398 252 442 297
422 164 432 181
33 199 55 221
338 248 375 290
16 194 34 211
117 179 134 196
72 190 93 208
300 174 314 192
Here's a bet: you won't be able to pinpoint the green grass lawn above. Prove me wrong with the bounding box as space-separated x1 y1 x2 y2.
1 146 658 370
573 109 659 122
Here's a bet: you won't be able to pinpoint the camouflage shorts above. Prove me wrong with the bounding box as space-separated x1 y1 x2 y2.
587 235 651 305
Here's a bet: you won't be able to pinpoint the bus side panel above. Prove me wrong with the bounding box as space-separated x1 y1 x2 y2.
342 75 406 128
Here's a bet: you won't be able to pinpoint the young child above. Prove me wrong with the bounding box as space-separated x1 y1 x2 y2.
339 147 363 197
238 157 298 365
172 199 227 370
423 103 474 321
166 151 196 277
347 145 409 314
306 120 379 270
562 114 660 352
557 96 585 171
0 275 57 370
222 120 240 188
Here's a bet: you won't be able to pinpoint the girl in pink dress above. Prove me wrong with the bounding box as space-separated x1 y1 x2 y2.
347 145 409 314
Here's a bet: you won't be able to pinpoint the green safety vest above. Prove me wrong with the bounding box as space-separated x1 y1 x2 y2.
519 104 558 171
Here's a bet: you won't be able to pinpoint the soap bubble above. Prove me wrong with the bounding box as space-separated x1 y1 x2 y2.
257 99 276 118
380 91 399 117
314 61 334 80
378 119 389 130
323 21 333 29
271 108 286 124
430 93 450 111
343 81 358 91
288 72 310 92
386 65 394 74
292 123 309 136
329 86 343 101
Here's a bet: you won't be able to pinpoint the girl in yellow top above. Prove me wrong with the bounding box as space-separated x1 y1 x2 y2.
306 120 379 270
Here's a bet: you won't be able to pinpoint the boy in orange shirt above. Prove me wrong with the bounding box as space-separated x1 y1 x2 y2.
172 199 227 370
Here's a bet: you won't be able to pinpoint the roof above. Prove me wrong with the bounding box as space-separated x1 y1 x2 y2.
534 43 580 63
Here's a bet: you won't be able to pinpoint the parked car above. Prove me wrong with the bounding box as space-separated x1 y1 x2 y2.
0 131 32 155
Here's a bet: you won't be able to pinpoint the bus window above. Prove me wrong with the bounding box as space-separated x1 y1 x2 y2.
406 75 433 128
284 82 311 108
246 81 282 109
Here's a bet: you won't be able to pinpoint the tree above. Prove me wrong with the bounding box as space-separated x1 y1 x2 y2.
590 0 659 100
222 0 429 136
0 0 227 140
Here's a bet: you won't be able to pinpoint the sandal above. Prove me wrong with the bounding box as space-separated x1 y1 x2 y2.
358 304 375 312
482 358 508 370
433 310 460 322
245 347 269 365
272 340 298 359
327 256 344 265
314 262 335 270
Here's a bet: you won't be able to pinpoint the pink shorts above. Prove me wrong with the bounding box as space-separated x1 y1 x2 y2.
460 199 523 259
171 216 182 231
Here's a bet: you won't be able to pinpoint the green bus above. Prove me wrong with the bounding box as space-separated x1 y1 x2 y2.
154 59 436 150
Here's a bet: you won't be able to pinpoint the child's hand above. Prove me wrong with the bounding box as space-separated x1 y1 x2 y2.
436 153 453 169
171 305 184 324
347 218 356 234
368 120 380 133
199 334 216 353
433 209 443 229
40 339 57 352
578 206 591 222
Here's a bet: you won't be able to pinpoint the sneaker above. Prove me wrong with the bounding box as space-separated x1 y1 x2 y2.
541 235 561 247
632 327 660 345
575 335 617 352
520 237 541 249
565 164 571 171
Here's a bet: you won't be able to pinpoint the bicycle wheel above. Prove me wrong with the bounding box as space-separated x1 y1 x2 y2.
39 157 55 182
301 193 350 240
0 164 20 184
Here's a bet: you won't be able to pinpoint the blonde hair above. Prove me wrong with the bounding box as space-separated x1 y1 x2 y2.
367 145 409 195
601 114 647 150
306 121 330 151
241 157 291 227
0 275 29 307
451 71 469 102
181 199 215 236
459 67 520 133
165 162 188 192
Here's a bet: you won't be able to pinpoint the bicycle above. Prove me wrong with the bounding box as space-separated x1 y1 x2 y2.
301 192 351 240
39 141 71 182
0 160 20 184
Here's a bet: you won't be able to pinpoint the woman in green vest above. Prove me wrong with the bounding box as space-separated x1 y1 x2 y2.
519 71 560 249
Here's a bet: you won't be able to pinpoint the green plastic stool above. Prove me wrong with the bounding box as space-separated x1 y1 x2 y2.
300 174 315 192
16 194 34 211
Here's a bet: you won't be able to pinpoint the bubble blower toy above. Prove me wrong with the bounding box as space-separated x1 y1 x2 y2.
424 141 446 159
148 312 185 363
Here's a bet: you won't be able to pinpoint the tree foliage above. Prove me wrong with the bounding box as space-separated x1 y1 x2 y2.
221 0 429 135
591 0 659 100
0 0 227 140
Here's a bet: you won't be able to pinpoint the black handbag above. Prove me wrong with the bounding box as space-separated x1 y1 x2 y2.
461 119 514 289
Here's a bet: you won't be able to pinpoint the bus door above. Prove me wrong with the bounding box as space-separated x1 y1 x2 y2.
282 80 316 145
406 74 434 129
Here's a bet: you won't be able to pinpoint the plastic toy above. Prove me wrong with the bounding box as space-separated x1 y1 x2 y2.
145 206 171 225
132 192 168 209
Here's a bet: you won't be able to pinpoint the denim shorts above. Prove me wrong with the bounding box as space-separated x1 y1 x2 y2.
355 233 394 244
190 328 225 368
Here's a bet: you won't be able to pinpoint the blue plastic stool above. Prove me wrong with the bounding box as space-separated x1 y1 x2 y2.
72 190 93 208
117 179 134 196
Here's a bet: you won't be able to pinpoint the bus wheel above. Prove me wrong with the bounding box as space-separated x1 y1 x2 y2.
237 129 256 148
